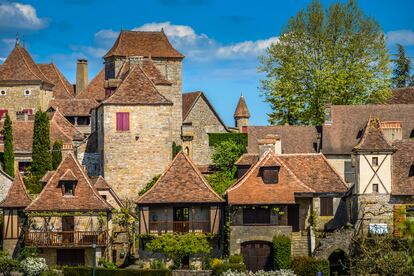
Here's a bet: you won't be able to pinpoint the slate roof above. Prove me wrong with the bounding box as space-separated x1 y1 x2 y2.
136 152 224 204
0 170 31 208
387 87 414 104
26 153 111 212
322 104 414 154
49 98 98 116
38 63 75 99
234 95 250 118
76 69 106 102
104 30 184 59
353 118 394 152
391 139 414 195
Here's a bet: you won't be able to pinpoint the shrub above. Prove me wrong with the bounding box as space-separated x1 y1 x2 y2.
228 255 244 264
273 235 291 270
20 257 48 276
62 267 172 276
212 263 247 276
40 269 61 276
150 259 167 269
0 254 19 276
222 270 296 276
17 247 40 261
291 257 329 276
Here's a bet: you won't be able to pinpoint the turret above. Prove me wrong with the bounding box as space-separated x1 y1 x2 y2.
234 95 250 132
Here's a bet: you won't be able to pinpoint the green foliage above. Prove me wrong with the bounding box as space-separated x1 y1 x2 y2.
259 0 391 125
31 111 52 176
51 140 62 170
211 140 246 172
0 250 19 276
17 247 40 261
172 142 182 159
206 171 236 196
399 218 414 264
150 259 167 269
212 263 247 276
99 258 118 269
228 254 244 264
139 175 160 196
3 114 14 177
23 169 43 194
291 256 329 276
392 44 412 88
273 235 291 270
208 133 247 148
40 269 60 276
62 267 172 276
146 233 212 268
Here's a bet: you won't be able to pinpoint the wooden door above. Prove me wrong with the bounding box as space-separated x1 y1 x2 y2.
288 205 300 232
241 241 273 272
62 216 74 244
173 207 189 233
57 249 85 266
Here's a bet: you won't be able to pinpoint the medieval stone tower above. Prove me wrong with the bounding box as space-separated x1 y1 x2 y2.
234 95 250 132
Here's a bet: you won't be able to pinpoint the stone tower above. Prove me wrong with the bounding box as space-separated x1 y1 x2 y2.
234 95 250 132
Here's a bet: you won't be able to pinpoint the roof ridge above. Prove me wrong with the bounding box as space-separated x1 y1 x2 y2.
50 63 73 98
18 47 51 84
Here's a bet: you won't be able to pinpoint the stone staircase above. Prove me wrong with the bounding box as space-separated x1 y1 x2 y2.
291 231 310 256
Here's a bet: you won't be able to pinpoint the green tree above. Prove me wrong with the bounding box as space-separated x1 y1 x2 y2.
138 174 160 196
259 0 391 125
3 114 14 177
51 140 63 170
392 44 412 88
31 111 52 176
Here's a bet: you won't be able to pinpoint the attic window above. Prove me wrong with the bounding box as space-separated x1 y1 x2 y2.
261 166 279 184
372 157 378 167
62 181 75 196
0 90 5 96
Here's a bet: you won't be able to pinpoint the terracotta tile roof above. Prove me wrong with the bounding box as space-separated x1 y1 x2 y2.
103 64 172 105
49 98 98 116
93 176 111 190
59 169 78 181
0 170 31 208
227 150 314 205
234 95 250 118
40 171 55 183
182 92 202 120
248 126 318 154
50 110 84 141
38 63 75 99
0 45 53 86
142 59 171 85
387 87 414 104
137 152 224 204
77 69 106 102
235 153 259 166
392 139 414 195
26 153 111 212
353 118 394 152
322 104 414 154
104 30 184 59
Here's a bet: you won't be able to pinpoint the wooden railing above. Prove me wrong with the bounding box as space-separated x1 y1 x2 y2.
25 231 107 247
149 220 210 234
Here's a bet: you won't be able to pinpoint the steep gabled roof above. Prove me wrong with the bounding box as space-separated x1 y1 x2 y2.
235 153 259 166
0 170 31 208
77 69 106 102
38 63 75 99
387 87 414 104
353 118 394 152
142 59 171 85
50 110 84 141
137 152 224 204
391 139 414 195
26 153 111 212
0 45 53 86
104 30 184 59
234 95 250 118
49 98 98 116
103 64 172 105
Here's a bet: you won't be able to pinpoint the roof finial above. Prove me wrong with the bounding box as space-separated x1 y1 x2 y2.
15 32 19 46
161 27 164 33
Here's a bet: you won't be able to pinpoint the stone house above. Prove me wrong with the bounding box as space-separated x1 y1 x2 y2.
234 95 250 132
136 152 224 267
227 136 348 272
0 169 13 202
24 153 112 266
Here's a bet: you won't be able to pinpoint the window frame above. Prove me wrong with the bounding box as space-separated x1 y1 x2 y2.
320 197 334 216
372 157 379 167
261 166 279 184
23 89 32 96
372 183 379 193
116 112 130 131
62 181 76 196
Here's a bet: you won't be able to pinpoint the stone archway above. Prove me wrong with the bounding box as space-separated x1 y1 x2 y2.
328 249 349 275
313 229 354 260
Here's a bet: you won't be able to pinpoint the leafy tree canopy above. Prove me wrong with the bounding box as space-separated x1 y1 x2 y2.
3 114 14 177
31 111 52 176
392 44 412 88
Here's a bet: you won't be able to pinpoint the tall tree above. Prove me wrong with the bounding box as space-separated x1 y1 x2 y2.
31 111 52 176
51 140 63 170
259 0 391 125
3 114 14 177
392 44 412 88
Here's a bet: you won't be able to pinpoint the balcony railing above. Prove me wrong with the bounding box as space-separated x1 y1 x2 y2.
25 231 107 247
149 220 210 235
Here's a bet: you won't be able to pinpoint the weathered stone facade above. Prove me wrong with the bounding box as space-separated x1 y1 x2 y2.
0 170 12 202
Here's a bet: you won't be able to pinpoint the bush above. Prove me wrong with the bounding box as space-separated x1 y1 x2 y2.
212 263 247 276
63 267 172 276
273 235 291 270
228 255 244 264
291 257 329 276
222 270 296 276
20 257 48 276
0 254 19 276
17 247 40 261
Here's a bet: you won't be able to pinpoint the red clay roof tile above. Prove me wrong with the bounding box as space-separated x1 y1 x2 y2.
38 63 75 99
234 95 250 118
0 170 31 208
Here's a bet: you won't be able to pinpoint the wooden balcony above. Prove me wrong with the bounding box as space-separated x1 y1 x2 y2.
25 231 107 247
149 220 210 235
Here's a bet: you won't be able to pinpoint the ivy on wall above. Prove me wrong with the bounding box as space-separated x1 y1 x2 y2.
208 133 248 148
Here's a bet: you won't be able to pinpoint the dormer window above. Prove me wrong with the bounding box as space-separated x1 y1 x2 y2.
261 166 279 184
62 181 75 196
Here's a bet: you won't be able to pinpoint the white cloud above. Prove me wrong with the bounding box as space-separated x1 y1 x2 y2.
216 36 279 59
0 57 5 62
0 2 47 30
387 29 414 46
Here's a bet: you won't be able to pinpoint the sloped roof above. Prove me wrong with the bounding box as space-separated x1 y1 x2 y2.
0 170 31 208
104 30 184 59
0 45 53 86
322 104 414 154
353 118 394 152
49 98 98 116
77 69 106 102
234 95 250 118
40 171 55 183
137 152 224 204
227 150 314 205
391 139 414 195
387 87 414 104
103 64 172 105
26 153 111 212
235 153 259 166
38 63 75 99
142 59 171 85
50 110 84 141
93 176 111 190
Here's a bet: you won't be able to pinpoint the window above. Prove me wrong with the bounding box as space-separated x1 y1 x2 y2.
116 112 130 131
0 109 7 119
22 109 33 115
344 161 356 183
23 89 31 96
77 116 90 126
372 183 379 193
0 90 6 96
261 166 279 184
372 157 378 167
320 197 334 216
101 195 107 201
63 182 75 196
243 208 271 225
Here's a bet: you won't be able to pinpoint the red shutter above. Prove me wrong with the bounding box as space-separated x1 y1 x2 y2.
23 109 33 115
116 112 130 131
123 112 129 131
0 109 8 119
116 113 122 131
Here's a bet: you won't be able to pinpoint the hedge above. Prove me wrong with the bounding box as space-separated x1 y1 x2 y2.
62 267 172 276
212 263 247 276
291 257 330 276
273 235 291 270
208 133 248 147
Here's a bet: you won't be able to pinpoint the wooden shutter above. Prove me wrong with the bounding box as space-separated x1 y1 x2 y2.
0 109 8 119
123 112 130 131
116 113 122 131
320 197 333 216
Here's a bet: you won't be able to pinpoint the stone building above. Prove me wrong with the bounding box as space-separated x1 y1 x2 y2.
234 95 250 132
0 169 13 203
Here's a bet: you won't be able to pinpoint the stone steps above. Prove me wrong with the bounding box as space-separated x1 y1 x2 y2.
291 232 309 257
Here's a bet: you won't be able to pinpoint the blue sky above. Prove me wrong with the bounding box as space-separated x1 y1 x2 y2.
0 0 413 126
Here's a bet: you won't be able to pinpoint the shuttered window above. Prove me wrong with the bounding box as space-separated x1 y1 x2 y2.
0 109 8 119
22 109 33 115
116 112 130 131
243 208 271 225
320 197 334 216
261 167 279 184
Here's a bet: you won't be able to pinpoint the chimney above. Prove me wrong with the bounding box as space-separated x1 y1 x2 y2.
76 59 88 94
258 134 281 157
324 103 332 125
380 121 403 142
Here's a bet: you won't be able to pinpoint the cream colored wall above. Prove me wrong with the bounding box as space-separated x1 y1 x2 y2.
325 154 351 181
357 154 392 195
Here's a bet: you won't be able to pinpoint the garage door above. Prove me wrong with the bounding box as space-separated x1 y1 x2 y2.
57 249 85 266
241 241 273 272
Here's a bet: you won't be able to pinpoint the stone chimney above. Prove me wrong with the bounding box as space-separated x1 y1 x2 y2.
76 59 88 94
324 103 332 125
258 134 281 157
380 121 403 142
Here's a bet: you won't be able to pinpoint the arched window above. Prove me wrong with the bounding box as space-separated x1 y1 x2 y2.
184 147 190 156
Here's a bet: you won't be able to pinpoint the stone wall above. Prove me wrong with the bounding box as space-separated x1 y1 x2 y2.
0 172 12 202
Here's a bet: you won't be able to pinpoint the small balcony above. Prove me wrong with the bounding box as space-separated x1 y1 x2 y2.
149 220 210 235
25 231 107 247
